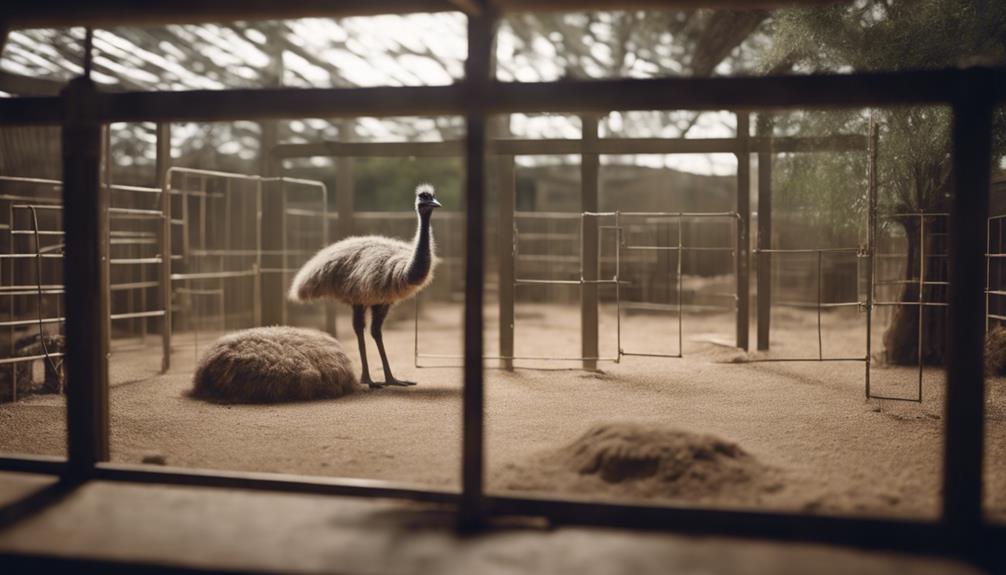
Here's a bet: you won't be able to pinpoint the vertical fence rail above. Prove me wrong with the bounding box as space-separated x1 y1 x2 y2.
736 112 750 350
865 118 878 397
943 68 993 552
62 76 110 477
756 116 773 351
460 5 494 531
580 114 600 370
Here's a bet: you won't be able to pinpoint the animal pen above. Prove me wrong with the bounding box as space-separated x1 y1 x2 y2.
0 2 1003 567
0 166 330 399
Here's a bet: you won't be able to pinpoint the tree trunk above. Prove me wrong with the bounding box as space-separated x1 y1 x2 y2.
882 215 948 365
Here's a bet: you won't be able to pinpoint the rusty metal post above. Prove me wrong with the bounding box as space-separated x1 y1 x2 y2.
156 123 171 372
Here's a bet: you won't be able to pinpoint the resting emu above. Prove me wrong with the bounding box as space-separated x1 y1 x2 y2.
289 184 441 388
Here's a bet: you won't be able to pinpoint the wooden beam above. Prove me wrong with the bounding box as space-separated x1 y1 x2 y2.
496 0 841 11
3 0 458 27
0 70 64 96
62 76 110 478
459 5 494 532
580 114 600 370
3 70 1005 128
943 68 993 555
735 112 750 351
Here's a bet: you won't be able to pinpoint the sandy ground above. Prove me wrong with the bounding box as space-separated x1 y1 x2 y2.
2 301 1004 522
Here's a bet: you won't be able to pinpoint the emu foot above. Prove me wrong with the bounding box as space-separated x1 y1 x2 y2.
361 377 385 390
383 378 417 387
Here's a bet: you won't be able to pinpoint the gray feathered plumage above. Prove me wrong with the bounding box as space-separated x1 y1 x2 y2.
288 184 439 307
191 326 358 403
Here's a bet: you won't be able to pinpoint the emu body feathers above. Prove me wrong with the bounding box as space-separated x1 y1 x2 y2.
288 233 436 307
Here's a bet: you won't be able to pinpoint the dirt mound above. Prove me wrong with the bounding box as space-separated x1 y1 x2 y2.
497 422 781 505
191 327 358 404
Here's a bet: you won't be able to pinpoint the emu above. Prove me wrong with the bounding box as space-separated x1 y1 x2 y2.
289 184 441 388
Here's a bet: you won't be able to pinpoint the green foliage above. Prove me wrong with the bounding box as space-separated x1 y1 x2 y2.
765 0 1005 231
353 157 463 212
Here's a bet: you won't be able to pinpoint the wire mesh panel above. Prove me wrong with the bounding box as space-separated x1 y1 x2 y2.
0 176 169 401
165 168 329 359
870 212 948 402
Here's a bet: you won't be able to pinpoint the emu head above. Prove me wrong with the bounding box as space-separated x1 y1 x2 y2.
415 183 442 216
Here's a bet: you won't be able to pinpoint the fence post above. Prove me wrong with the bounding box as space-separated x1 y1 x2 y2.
157 123 172 372
756 114 773 351
497 154 515 370
736 112 750 351
330 120 356 337
943 67 993 555
581 114 600 370
62 75 110 478
460 6 495 532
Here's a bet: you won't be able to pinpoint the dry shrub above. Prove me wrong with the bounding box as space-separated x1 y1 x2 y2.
191 327 358 404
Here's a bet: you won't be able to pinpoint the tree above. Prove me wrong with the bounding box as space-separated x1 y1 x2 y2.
764 0 1006 365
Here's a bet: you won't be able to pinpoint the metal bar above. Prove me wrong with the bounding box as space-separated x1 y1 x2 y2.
736 111 750 351
867 394 923 403
874 301 949 307
170 270 258 281
498 154 515 370
917 217 925 401
110 310 165 320
0 316 65 328
754 247 860 254
817 250 823 361
581 114 600 371
62 76 110 478
943 69 993 550
157 122 172 372
756 116 772 351
772 301 864 309
744 357 867 363
0 352 66 365
677 214 684 358
110 257 162 264
418 353 619 362
615 212 621 361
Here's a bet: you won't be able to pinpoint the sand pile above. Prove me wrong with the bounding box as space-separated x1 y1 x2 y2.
191 327 358 403
498 422 781 504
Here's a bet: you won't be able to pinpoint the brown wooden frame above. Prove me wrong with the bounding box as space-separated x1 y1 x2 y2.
0 1 1004 564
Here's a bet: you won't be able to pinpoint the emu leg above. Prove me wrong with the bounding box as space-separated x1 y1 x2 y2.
353 305 382 389
371 304 416 386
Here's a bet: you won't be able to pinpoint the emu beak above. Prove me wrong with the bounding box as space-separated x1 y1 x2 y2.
429 198 442 208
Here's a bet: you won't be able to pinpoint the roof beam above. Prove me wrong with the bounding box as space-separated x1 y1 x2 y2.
2 69 1004 127
2 0 459 28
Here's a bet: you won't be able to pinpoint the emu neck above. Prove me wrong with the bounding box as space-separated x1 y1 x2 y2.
405 211 433 285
